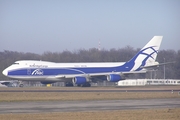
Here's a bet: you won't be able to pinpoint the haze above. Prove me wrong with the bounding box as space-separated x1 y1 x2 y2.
0 0 179 54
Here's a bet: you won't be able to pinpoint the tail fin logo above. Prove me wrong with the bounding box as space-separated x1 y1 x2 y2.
139 46 158 61
123 36 162 71
131 45 158 71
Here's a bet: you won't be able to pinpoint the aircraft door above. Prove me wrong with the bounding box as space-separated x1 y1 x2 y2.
27 69 31 75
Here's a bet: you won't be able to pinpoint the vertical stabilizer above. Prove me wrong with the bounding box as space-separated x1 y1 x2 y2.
125 36 163 71
140 36 163 63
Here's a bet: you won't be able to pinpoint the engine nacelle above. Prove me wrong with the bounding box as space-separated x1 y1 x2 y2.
41 81 56 84
73 76 88 85
107 74 122 82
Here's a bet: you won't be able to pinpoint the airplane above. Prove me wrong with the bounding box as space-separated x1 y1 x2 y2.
2 36 163 87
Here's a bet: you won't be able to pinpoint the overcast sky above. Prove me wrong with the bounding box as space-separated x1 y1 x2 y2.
0 0 179 54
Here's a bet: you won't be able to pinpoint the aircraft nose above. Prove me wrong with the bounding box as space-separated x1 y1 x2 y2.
2 69 8 76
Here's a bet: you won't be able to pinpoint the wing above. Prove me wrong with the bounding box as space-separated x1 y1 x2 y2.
55 70 147 83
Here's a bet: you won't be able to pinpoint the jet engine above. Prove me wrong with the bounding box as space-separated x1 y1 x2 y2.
41 81 56 84
72 76 89 85
107 74 123 82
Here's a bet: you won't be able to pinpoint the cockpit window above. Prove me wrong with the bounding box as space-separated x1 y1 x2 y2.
13 62 19 65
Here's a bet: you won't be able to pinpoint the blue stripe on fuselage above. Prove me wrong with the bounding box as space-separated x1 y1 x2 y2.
8 64 133 76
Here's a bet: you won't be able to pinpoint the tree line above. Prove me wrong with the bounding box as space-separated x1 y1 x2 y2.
0 47 180 80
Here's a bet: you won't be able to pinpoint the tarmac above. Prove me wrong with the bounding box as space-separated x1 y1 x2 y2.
0 86 180 114
0 98 180 114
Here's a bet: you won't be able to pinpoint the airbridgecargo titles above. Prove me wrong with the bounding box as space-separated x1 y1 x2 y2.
29 64 48 68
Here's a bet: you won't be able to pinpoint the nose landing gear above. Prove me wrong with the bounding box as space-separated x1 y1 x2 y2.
18 81 24 87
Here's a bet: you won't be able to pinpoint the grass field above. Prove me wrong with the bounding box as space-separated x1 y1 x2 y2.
0 86 180 120
0 108 180 120
0 91 180 102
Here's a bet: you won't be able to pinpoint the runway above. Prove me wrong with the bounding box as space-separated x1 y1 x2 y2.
0 98 180 114
0 86 180 92
1 89 179 92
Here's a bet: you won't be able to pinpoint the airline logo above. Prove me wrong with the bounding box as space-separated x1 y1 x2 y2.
126 46 158 71
31 69 43 75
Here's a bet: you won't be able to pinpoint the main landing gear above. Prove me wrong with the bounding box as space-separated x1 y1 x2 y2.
77 82 91 87
65 82 91 87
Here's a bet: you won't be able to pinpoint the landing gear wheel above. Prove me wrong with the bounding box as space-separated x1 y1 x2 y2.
18 81 24 87
19 84 24 87
65 82 74 87
81 82 91 87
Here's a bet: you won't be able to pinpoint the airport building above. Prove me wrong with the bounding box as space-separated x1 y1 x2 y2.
117 79 180 86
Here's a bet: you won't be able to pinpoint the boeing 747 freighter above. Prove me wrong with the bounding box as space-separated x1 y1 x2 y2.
2 36 163 87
